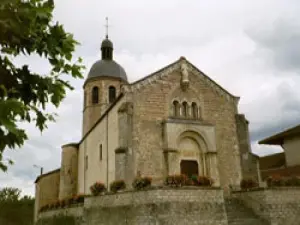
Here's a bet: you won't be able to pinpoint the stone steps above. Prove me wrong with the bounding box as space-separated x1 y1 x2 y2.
225 198 269 225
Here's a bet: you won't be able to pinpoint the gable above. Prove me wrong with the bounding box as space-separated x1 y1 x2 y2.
122 57 240 105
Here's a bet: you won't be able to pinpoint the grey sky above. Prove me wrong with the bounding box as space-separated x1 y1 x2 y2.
1 0 300 196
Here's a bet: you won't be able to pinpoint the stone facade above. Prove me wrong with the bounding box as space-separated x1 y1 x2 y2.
35 57 255 221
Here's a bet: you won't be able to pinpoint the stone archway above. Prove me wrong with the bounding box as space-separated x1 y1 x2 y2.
177 132 207 176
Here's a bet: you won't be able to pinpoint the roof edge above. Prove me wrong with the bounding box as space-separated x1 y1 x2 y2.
34 168 60 183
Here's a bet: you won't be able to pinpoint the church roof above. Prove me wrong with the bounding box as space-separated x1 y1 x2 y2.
130 57 238 100
86 60 127 82
84 37 128 85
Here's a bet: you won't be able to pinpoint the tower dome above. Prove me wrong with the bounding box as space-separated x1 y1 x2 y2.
86 36 128 83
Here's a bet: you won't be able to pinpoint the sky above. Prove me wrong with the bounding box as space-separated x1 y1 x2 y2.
1 0 300 196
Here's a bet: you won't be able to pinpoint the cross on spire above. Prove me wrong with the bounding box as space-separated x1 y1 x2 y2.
105 17 109 38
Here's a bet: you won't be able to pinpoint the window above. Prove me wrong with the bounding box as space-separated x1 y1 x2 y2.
99 144 102 161
85 156 88 170
173 100 180 117
182 101 188 117
108 86 116 103
92 86 99 104
192 102 198 119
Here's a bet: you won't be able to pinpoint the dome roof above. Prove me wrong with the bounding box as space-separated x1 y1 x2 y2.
87 59 127 82
101 38 113 48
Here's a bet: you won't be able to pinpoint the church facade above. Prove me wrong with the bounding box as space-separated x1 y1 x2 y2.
34 35 258 218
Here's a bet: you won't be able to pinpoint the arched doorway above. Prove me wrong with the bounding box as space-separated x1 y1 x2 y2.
178 132 206 176
180 160 199 177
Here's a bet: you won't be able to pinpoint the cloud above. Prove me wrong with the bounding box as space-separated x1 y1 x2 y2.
1 0 300 195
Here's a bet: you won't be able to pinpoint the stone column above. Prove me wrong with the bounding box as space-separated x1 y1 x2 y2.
116 102 133 186
206 152 220 187
164 149 179 175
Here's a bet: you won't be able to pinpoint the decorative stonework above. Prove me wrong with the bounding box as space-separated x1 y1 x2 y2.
180 61 190 91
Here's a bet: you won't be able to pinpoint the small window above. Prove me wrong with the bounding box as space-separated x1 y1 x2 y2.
192 102 198 119
182 102 188 117
173 100 180 117
92 86 99 104
85 156 88 170
108 86 116 103
99 144 102 161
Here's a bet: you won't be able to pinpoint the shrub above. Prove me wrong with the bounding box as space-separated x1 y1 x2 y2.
110 180 126 193
72 194 85 203
165 174 188 187
132 176 152 190
266 175 300 187
266 175 284 187
284 176 300 186
90 182 107 196
193 176 213 186
240 178 258 190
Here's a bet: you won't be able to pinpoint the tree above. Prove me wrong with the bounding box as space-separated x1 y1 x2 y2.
0 187 35 225
0 0 85 171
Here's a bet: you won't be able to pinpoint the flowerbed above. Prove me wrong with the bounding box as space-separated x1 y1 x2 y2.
90 181 106 196
266 175 300 187
240 178 259 190
39 194 85 213
110 180 126 193
165 174 213 187
132 176 152 190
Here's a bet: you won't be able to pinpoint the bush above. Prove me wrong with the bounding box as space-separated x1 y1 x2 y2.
132 176 152 190
240 178 258 190
192 176 213 186
110 180 126 193
166 175 213 187
72 194 85 203
266 175 300 187
90 182 106 196
165 174 188 187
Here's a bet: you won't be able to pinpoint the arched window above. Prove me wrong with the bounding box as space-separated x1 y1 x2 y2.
173 100 180 117
108 86 116 103
182 101 188 117
192 102 198 119
92 86 99 104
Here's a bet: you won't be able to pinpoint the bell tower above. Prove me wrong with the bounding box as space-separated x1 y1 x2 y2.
82 23 128 136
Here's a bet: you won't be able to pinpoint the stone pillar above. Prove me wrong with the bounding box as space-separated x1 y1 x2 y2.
164 149 179 175
206 152 220 187
59 143 78 199
116 102 133 186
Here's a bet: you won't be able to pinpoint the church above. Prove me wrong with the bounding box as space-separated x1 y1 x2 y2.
34 33 259 218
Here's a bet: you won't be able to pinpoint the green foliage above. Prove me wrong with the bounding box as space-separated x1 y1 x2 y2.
132 176 152 190
240 178 259 190
165 174 213 187
266 175 300 187
0 187 35 225
90 182 106 196
110 180 126 193
0 0 85 171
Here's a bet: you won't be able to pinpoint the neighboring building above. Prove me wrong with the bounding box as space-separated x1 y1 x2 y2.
34 34 258 220
259 124 300 179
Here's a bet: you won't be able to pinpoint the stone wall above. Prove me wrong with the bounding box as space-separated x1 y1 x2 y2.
232 187 300 225
84 188 227 225
37 188 227 225
37 205 83 225
35 169 60 223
